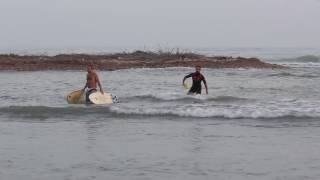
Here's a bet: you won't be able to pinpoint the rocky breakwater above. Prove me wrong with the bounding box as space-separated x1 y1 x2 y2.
0 51 284 71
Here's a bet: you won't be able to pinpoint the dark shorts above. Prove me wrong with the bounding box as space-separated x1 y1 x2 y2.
86 89 97 104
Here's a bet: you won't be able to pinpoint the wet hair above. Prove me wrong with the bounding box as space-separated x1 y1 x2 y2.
87 64 94 69
195 65 201 68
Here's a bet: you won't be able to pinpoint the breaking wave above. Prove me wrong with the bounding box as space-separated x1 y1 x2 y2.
1 105 319 120
268 72 320 78
122 95 251 103
278 55 320 63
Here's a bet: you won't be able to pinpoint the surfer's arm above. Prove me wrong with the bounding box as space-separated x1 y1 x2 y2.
183 73 192 85
96 74 104 94
203 77 208 94
83 82 87 91
82 74 88 91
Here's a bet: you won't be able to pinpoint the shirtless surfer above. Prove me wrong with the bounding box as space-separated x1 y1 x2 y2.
83 64 104 103
183 65 208 95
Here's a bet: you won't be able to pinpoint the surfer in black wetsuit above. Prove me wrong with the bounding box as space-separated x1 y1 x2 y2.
183 65 208 95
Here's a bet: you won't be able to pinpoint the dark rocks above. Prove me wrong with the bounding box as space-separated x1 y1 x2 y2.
0 51 284 71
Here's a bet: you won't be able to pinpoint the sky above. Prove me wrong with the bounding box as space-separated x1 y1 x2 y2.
0 0 319 50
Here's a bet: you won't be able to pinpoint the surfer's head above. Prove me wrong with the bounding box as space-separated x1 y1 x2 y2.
87 64 94 72
195 65 201 73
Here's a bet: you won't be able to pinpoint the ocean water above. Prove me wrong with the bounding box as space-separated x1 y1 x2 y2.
1 48 320 180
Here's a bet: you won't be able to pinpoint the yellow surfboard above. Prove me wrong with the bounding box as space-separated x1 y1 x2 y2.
66 90 85 104
183 83 191 90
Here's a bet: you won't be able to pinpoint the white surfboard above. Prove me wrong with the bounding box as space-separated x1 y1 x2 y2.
88 92 114 105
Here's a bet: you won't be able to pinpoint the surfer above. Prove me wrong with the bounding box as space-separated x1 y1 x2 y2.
83 64 104 103
183 65 208 95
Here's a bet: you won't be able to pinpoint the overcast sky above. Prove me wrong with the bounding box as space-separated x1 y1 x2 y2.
0 0 319 50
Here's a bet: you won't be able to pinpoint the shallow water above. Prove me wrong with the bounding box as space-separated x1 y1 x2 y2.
1 65 320 179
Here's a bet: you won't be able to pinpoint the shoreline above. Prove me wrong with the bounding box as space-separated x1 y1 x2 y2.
0 51 284 71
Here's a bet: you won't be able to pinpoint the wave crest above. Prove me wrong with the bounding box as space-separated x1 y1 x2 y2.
122 95 251 103
1 105 319 120
280 55 320 63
